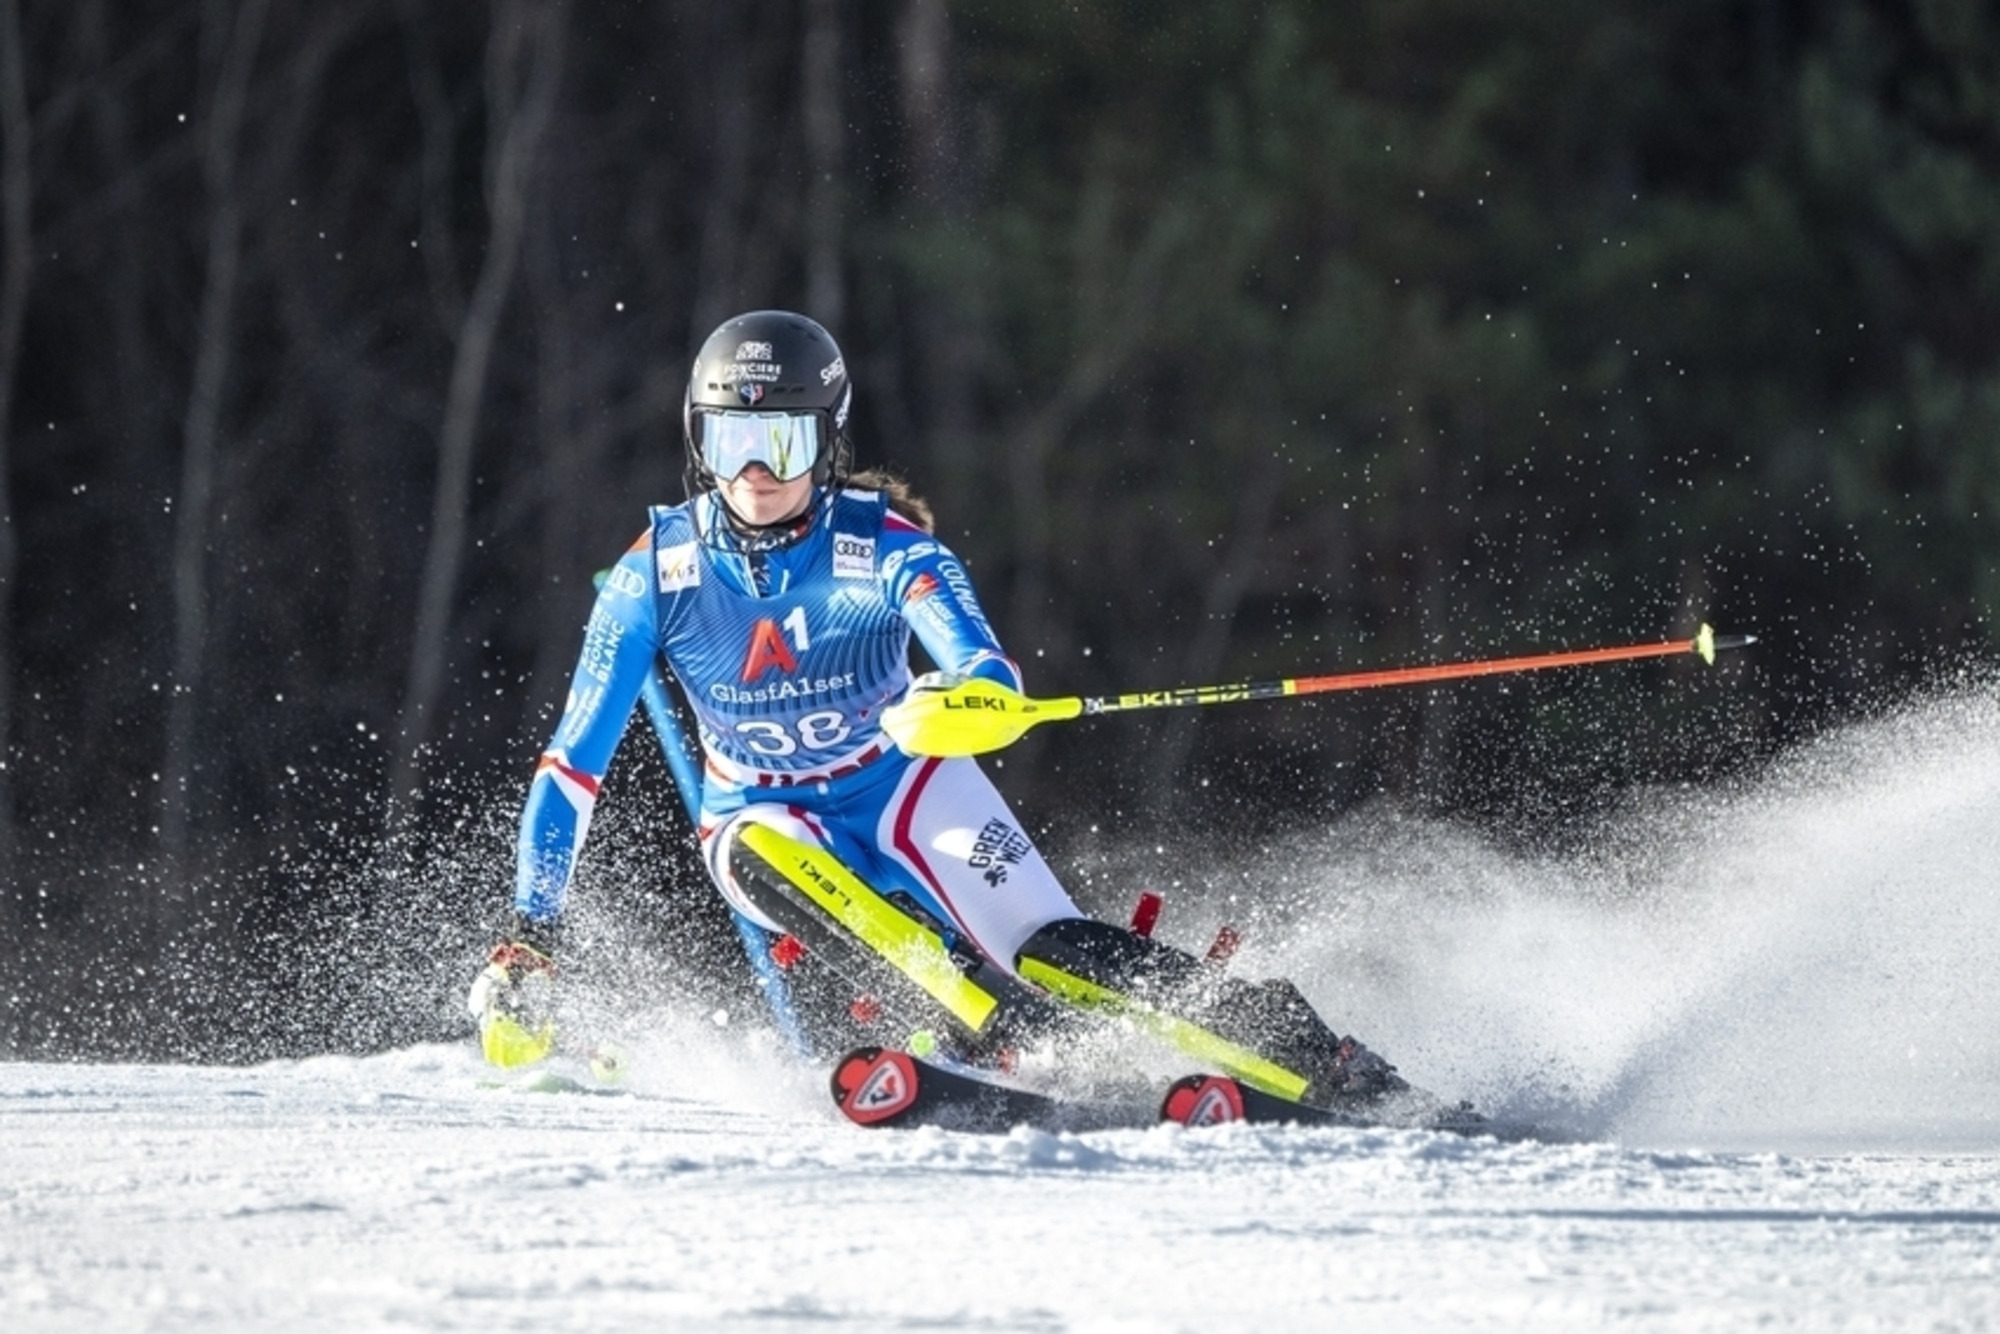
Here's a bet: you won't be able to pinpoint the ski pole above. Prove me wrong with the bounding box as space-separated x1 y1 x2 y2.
883 624 1756 757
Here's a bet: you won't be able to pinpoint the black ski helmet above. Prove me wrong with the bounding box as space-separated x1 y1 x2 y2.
682 310 853 491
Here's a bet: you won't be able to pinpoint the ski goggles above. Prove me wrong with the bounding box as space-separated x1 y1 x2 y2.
692 409 824 483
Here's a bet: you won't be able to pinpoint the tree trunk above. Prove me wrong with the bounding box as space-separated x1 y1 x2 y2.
896 0 958 207
0 0 33 888
801 0 845 329
685 1 754 348
893 0 982 525
1141 442 1286 819
159 0 270 869
387 0 564 825
396 0 468 333
1004 165 1183 669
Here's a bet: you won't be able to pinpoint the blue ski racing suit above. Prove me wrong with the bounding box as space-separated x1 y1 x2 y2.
512 486 1085 1015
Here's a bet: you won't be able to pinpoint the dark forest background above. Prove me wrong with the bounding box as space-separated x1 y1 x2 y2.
3 0 1997 1059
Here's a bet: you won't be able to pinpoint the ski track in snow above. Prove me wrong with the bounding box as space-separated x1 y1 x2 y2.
7 688 2000 1331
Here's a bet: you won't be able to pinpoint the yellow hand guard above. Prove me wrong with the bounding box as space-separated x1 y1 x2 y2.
879 677 1081 757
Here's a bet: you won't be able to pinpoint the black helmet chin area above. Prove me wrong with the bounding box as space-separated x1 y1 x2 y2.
698 481 826 557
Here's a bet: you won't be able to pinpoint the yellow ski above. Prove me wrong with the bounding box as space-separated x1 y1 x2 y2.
737 823 1004 1035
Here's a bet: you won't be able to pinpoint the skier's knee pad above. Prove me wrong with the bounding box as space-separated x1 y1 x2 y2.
705 808 827 933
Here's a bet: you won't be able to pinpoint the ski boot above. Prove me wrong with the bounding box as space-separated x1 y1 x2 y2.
1012 916 1403 1109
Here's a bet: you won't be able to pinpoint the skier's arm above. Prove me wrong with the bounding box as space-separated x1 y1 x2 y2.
879 519 1023 691
512 538 661 924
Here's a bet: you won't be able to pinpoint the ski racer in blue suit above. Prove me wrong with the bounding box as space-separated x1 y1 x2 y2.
472 310 1395 1105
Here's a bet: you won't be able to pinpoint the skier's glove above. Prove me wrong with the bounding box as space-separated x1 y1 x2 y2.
468 939 555 1018
467 918 560 1068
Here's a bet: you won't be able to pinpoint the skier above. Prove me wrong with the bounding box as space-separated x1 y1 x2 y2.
470 309 1394 1111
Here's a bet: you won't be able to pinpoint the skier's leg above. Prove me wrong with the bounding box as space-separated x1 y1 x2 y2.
866 755 1084 973
867 757 1395 1103
703 796 1066 1054
699 804 864 1055
700 801 832 935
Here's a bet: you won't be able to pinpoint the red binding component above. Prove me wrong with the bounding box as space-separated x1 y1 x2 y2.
1205 925 1241 966
848 994 884 1025
1130 891 1163 938
489 941 554 974
1161 1074 1248 1127
769 934 808 969
831 1047 920 1126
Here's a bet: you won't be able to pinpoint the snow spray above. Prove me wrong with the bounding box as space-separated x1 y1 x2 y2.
1218 683 2000 1152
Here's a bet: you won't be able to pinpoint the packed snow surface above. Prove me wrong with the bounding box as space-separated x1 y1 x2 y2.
5 1048 1999 1332
7 688 2000 1330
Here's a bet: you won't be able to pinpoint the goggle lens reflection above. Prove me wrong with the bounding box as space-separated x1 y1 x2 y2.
697 410 822 483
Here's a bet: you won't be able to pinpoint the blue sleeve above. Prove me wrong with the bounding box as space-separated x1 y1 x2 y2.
512 537 661 922
877 513 1024 692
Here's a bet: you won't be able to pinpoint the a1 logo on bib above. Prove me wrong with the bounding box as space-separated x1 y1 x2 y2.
741 617 801 680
